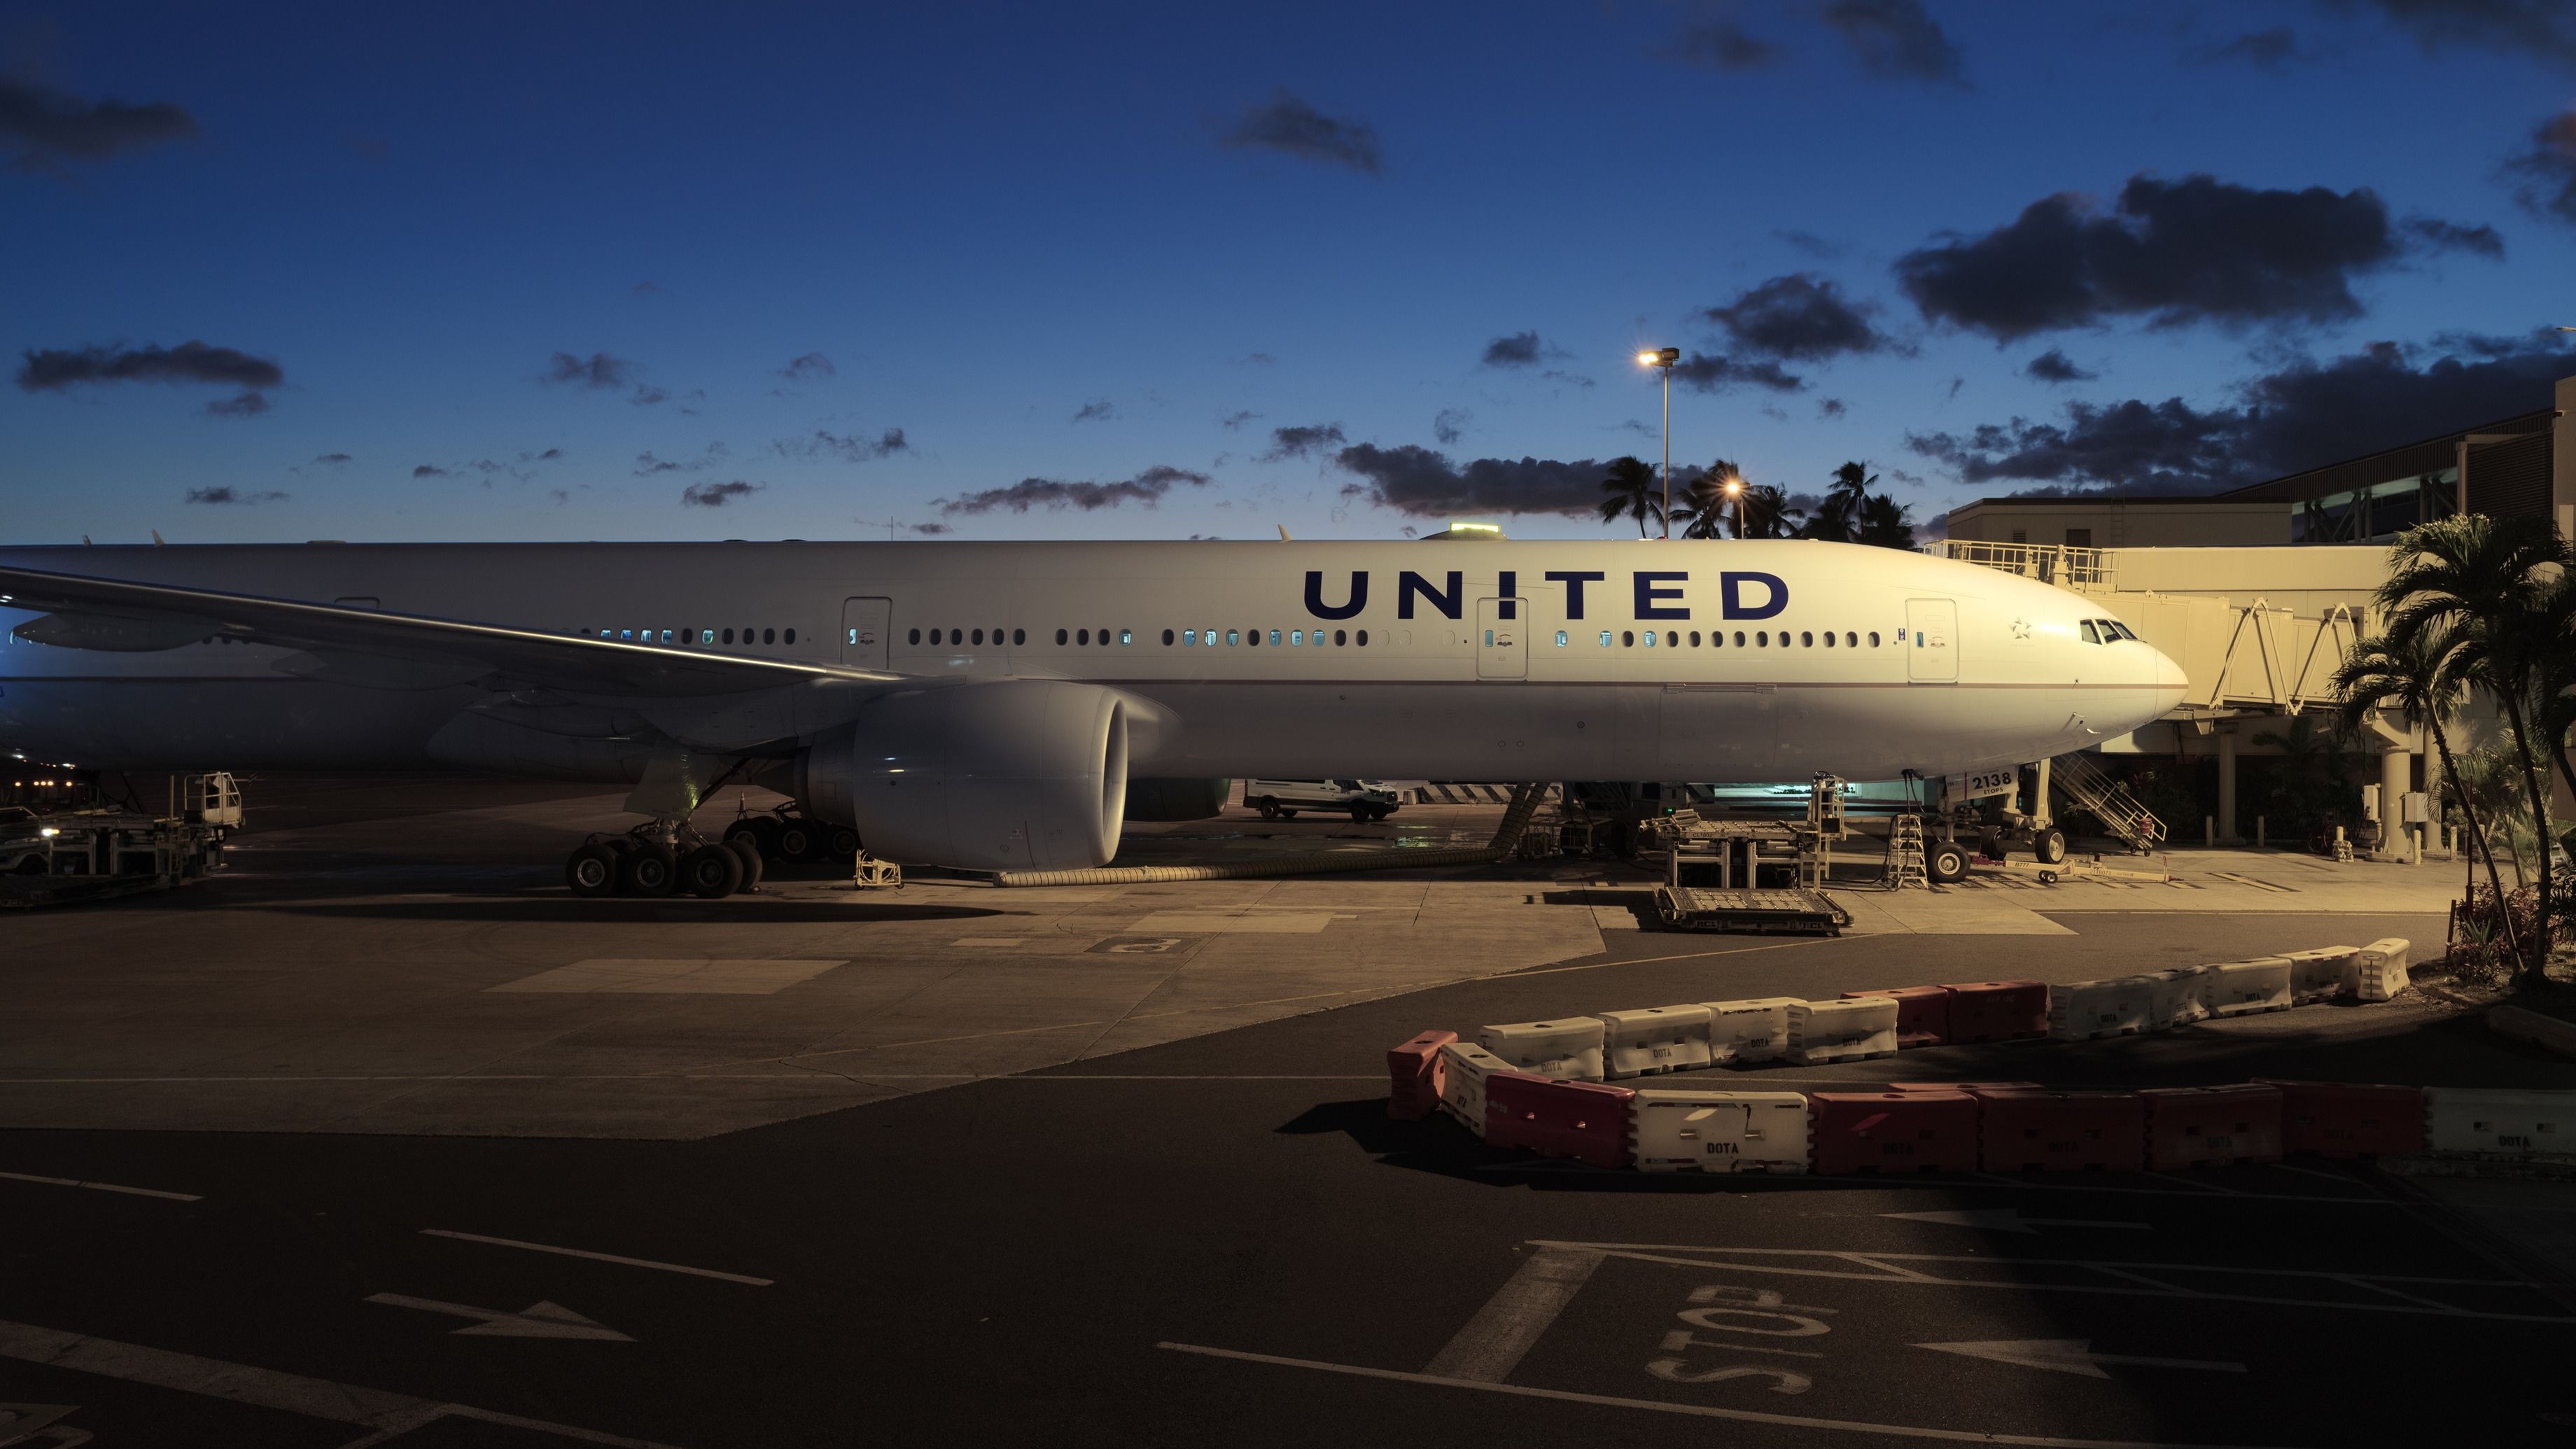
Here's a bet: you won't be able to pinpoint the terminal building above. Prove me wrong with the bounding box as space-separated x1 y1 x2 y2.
1938 375 2576 853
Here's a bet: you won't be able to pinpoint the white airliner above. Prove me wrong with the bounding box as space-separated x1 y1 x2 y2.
0 538 2183 886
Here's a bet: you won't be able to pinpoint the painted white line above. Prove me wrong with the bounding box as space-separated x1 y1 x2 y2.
422 1229 774 1286
365 1293 633 1341
1521 1242 2575 1323
1917 1338 2246 1378
1422 1246 1602 1382
0 1169 200 1202
1155 1341 2296 1448
0 1072 1381 1085
0 1317 681 1448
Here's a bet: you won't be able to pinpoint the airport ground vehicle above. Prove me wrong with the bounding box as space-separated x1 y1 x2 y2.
1243 779 1402 822
0 805 57 874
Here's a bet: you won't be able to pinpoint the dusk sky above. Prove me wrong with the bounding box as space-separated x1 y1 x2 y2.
13 1 2576 545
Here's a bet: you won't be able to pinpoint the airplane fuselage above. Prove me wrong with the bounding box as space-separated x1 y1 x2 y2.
0 538 2183 785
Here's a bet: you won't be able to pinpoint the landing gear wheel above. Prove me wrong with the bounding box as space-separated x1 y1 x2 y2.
680 843 745 898
1256 799 1281 820
774 820 823 863
726 836 764 892
827 826 861 860
1926 840 1970 884
565 843 620 897
620 842 679 897
723 820 769 861
2032 827 2068 864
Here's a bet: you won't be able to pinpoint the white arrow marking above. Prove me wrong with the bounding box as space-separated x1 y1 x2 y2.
1916 1339 2244 1378
364 1294 631 1340
1882 1208 2150 1235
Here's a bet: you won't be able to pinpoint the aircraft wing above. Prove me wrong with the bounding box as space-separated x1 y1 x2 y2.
0 564 904 696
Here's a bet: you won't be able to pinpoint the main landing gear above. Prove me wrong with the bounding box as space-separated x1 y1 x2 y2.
564 822 764 899
718 803 862 869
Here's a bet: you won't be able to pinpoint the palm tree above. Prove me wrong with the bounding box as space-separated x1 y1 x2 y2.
1802 461 1876 543
1670 462 1742 540
1732 484 1806 540
2530 552 2576 818
2375 514 2561 983
1597 456 1662 538
2333 625 2523 970
1854 491 1916 550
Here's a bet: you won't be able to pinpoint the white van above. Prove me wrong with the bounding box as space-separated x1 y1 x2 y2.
1243 779 1403 822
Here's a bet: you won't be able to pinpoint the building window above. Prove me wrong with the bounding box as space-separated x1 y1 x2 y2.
2011 529 2029 544
2066 528 2092 547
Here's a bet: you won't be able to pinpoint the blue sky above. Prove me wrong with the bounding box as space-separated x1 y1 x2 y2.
10 1 2576 544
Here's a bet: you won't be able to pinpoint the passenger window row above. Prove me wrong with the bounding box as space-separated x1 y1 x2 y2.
579 626 794 646
1554 628 1886 650
903 627 1371 648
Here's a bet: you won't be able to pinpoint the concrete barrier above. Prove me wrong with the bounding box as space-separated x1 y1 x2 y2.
2142 1084 2283 1168
1809 1090 1979 1175
2208 958 2293 1017
2347 938 2412 1002
2423 1086 2573 1157
2049 976 2154 1041
1788 997 1898 1065
1477 1018 1606 1081
2148 965 2213 1029
1704 997 1798 1065
1631 1089 1808 1174
1599 1004 1715 1079
1971 1088 2146 1172
1435 1040 1513 1136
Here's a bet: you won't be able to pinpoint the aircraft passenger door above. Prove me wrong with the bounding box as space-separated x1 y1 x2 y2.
1905 598 1958 684
841 596 891 669
1476 596 1526 680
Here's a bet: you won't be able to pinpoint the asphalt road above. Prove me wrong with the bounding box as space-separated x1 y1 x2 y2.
3 779 2572 1447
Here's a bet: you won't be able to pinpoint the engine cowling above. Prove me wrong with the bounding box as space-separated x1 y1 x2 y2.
794 679 1130 870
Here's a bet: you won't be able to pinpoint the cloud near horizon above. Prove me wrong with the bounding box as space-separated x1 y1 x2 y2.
1218 89 1382 173
937 464 1212 515
0 76 197 170
680 479 763 507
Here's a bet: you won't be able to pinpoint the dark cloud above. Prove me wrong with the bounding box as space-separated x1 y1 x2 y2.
18 340 282 393
2190 27 2304 71
680 480 763 507
313 452 351 465
1818 398 1849 418
1433 407 1469 445
1905 331 2576 496
0 76 197 169
1704 273 1885 360
1331 444 1613 518
1481 330 1544 368
2322 0 2576 68
1540 368 1595 390
184 486 287 505
1072 399 1117 424
525 447 564 462
1218 410 1259 430
1239 352 1276 366
911 522 953 536
1895 174 2496 341
635 443 727 477
938 464 1212 515
1259 423 1346 461
629 385 671 407
1671 20 1777 69
2505 107 2576 226
1775 229 1845 259
412 464 449 479
2023 348 2097 383
1218 89 1382 174
631 279 658 297
778 351 834 382
543 351 636 388
2402 216 2504 257
1821 0 1968 85
1671 352 1804 393
205 391 268 416
774 428 908 462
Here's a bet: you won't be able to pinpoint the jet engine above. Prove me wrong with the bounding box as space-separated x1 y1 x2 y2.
792 679 1131 871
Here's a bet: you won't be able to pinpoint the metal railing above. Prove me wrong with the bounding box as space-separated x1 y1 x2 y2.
1928 540 2115 593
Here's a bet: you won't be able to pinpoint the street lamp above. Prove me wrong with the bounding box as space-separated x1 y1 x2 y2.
1724 476 1744 539
1637 347 1680 538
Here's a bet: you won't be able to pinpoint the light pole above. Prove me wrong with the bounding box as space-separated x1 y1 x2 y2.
1726 477 1744 539
1637 347 1679 538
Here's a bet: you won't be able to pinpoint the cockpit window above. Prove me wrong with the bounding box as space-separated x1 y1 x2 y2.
2080 620 2102 645
2107 620 2136 640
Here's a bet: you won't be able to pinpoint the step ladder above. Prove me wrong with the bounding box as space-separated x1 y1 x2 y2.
1884 813 1927 890
2048 750 2168 853
1488 782 1547 855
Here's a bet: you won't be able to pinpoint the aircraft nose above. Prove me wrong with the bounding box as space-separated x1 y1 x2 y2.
2151 644 2187 710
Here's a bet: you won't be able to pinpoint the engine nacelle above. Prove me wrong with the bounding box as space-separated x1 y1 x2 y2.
794 679 1130 870
1123 776 1231 822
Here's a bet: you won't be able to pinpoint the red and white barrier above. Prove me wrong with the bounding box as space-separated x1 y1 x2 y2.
1972 1088 2146 1172
1485 1072 1634 1168
1844 985 1948 1048
2142 1084 2283 1168
1435 1040 1512 1136
2259 1079 2426 1158
1385 1030 1456 1121
2423 1086 2572 1157
1942 980 2050 1043
1631 1089 1808 1173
